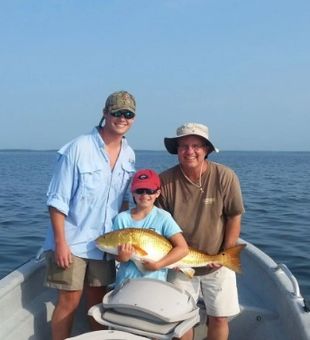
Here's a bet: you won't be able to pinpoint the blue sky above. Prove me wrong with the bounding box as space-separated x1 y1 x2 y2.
1 0 309 151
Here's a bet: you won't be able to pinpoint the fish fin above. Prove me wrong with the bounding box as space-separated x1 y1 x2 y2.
222 244 246 273
178 267 195 279
132 259 148 274
132 245 148 256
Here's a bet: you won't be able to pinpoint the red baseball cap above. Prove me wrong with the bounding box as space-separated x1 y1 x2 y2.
131 169 161 192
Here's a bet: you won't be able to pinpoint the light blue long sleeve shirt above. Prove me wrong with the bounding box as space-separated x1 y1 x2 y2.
43 127 135 259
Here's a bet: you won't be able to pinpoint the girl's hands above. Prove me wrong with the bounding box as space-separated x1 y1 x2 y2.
117 243 135 262
142 260 160 271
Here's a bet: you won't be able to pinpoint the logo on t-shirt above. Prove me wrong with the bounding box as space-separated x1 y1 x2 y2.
204 197 215 205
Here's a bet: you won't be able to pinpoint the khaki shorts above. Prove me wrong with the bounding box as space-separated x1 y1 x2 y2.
168 267 240 317
45 251 116 291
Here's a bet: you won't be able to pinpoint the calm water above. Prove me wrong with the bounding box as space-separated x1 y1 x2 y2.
0 150 309 301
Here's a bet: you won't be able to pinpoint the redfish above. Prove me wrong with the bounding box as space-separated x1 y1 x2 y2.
96 228 245 275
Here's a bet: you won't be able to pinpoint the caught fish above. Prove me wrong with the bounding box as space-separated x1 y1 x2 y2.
96 228 246 276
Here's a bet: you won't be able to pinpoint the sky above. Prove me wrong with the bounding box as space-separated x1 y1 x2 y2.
1 0 309 152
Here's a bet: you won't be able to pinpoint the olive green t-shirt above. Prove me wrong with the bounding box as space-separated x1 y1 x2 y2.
157 161 244 255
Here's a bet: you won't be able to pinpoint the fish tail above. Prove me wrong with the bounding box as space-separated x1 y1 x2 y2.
222 244 246 273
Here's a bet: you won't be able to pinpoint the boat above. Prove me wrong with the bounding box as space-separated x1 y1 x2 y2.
0 239 309 340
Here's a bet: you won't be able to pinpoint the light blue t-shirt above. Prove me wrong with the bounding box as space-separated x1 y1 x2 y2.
113 206 182 286
43 127 135 259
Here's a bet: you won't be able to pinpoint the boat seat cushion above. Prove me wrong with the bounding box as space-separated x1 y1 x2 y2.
102 309 179 335
103 278 198 323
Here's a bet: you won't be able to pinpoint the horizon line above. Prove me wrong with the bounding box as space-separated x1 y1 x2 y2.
0 148 309 153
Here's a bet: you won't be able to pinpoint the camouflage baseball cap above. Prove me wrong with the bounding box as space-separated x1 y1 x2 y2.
104 90 136 114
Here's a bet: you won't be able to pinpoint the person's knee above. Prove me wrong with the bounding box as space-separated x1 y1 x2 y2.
208 316 228 327
57 290 83 311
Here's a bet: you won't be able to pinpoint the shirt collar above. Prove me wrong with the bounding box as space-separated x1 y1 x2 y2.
92 126 128 150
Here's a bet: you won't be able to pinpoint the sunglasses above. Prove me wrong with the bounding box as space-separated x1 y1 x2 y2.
110 110 135 119
134 188 158 195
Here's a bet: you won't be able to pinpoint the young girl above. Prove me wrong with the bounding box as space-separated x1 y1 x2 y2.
113 168 188 287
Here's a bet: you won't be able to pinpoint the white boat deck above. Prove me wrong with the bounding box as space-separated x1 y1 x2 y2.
0 240 309 340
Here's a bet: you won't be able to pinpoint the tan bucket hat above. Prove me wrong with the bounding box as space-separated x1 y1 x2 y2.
164 122 218 155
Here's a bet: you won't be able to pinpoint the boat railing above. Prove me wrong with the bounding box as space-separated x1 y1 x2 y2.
275 263 301 298
275 263 310 313
35 247 46 263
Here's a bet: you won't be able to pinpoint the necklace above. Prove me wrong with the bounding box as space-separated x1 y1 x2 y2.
179 162 205 193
